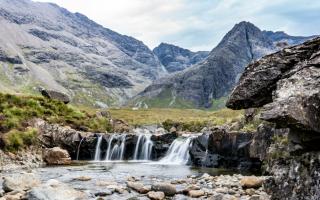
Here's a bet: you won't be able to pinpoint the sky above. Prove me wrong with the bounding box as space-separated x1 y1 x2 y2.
34 0 320 51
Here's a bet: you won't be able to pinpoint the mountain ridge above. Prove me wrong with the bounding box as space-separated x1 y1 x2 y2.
135 21 316 108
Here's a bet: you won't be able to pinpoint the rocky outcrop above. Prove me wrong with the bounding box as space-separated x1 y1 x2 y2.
43 147 71 165
32 119 97 160
190 128 261 169
227 37 320 200
40 88 70 104
153 43 209 73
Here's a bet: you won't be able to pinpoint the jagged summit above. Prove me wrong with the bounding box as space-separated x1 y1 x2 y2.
136 21 316 108
153 43 209 73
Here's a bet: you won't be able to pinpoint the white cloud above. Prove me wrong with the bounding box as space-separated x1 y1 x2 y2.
34 0 320 51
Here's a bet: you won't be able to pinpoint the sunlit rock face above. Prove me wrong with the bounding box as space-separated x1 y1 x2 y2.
227 37 320 200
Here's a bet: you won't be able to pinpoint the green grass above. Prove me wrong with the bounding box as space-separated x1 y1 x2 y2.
3 128 38 151
131 89 195 109
109 108 244 129
0 93 113 151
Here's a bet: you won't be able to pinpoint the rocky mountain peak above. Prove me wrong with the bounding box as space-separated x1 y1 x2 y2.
153 43 209 73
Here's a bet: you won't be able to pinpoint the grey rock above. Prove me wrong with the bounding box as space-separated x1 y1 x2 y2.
40 88 70 104
226 37 320 134
151 183 176 196
153 43 209 73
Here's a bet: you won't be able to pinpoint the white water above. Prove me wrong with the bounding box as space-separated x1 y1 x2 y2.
133 130 153 160
105 134 126 161
94 136 103 161
159 137 193 165
76 138 84 161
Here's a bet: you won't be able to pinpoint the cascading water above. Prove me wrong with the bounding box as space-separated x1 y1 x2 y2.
76 138 84 160
94 136 103 161
159 136 193 165
105 134 126 161
133 130 153 160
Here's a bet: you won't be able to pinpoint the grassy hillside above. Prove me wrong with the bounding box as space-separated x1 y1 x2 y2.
0 93 112 151
109 108 243 127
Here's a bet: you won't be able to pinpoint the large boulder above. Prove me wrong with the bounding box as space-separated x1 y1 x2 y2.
40 88 70 104
27 179 88 200
226 37 320 199
226 37 320 134
43 147 71 165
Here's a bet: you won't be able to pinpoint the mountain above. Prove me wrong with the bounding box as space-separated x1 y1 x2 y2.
262 30 316 47
135 21 316 108
0 0 166 107
153 43 209 73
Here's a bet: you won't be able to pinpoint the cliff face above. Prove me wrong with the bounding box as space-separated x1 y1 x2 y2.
227 37 320 200
153 43 209 73
0 0 165 107
136 22 315 108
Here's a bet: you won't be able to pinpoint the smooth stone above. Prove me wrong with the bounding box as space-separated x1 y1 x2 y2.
127 181 150 194
151 183 176 196
147 191 165 200
188 190 205 198
240 177 263 189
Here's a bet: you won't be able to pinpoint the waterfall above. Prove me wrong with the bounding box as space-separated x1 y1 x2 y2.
94 136 103 161
76 138 84 160
105 134 126 161
159 137 193 165
133 133 153 160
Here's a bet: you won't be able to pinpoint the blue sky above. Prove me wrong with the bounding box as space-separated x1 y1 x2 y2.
34 0 320 51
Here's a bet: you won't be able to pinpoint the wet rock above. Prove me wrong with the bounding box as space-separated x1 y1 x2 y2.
188 190 205 198
43 147 71 165
73 176 92 181
151 183 176 196
147 191 165 200
40 88 70 104
240 176 263 189
2 173 40 192
127 181 150 194
190 128 261 169
27 179 88 200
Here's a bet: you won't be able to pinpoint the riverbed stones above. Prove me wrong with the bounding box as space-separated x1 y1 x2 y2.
188 189 205 198
240 176 263 189
2 173 41 192
27 179 87 200
43 147 71 165
151 182 176 196
148 191 165 200
73 176 92 181
127 181 150 194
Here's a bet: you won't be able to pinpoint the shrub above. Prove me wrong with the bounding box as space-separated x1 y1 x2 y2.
3 128 38 151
